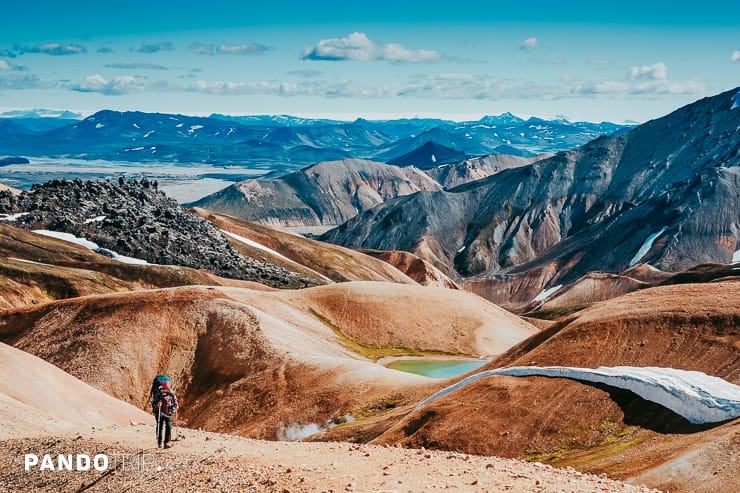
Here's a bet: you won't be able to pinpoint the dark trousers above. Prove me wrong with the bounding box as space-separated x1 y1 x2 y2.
156 414 172 445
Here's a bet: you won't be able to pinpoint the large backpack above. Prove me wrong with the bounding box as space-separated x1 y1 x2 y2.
150 375 171 399
158 391 177 416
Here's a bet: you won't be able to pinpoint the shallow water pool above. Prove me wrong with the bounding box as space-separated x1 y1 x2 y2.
386 359 489 378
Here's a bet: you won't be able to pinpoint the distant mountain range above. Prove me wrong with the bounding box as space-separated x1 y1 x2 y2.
0 109 630 171
322 88 740 306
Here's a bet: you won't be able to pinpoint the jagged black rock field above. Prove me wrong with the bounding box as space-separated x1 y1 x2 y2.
0 178 313 288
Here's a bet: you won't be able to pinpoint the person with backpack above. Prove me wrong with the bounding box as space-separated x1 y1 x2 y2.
151 379 179 448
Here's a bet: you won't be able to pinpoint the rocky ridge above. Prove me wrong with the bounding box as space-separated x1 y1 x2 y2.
0 178 314 288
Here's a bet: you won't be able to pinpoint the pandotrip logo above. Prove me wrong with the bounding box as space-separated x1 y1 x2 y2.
24 452 165 473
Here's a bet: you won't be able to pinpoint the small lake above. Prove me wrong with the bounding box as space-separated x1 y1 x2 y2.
386 359 489 378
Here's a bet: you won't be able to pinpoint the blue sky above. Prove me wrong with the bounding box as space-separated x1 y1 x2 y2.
0 1 738 122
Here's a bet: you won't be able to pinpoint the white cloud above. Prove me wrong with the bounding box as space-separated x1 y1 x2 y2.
732 51 740 63
18 43 86 56
136 42 174 54
72 74 150 95
519 37 538 50
588 59 614 66
302 32 442 63
0 60 25 71
0 73 54 90
379 43 441 63
287 69 323 78
627 62 668 80
104 63 168 71
187 80 279 95
189 42 271 56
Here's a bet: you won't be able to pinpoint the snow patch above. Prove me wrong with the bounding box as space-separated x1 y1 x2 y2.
127 147 145 152
533 284 563 302
33 230 99 250
629 226 668 267
733 249 740 264
143 130 155 138
32 230 151 265
431 154 437 163
8 257 53 267
188 125 204 134
83 215 106 224
457 246 466 253
94 248 150 265
0 212 30 222
132 123 140 129
95 123 105 129
175 123 183 128
731 89 739 110
416 365 740 424
221 230 294 263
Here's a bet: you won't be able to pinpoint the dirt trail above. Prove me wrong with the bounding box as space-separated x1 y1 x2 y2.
0 424 660 493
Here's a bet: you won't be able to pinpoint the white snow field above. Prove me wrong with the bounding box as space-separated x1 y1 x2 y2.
416 366 740 424
533 284 563 303
629 227 668 267
32 230 150 265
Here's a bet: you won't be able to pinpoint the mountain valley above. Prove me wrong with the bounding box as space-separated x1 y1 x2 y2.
0 89 738 493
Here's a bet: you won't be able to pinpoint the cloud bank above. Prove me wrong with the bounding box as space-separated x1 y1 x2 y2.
72 74 151 95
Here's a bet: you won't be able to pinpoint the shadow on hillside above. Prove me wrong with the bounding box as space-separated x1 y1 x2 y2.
582 381 730 434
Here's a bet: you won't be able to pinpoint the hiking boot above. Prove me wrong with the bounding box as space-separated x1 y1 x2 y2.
164 442 172 449
157 442 162 448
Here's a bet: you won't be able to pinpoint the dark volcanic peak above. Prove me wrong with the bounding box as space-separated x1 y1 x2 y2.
388 141 467 169
0 178 312 288
323 89 740 300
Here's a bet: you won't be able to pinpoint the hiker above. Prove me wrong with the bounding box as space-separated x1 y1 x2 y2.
152 380 179 449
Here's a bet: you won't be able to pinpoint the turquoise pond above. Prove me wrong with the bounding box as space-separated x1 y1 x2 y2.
386 359 489 378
